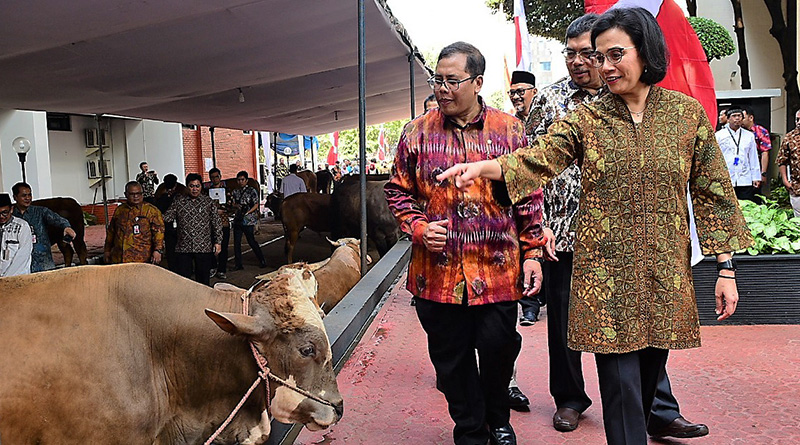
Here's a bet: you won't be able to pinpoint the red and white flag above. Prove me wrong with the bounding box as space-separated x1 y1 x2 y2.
327 131 339 165
585 0 718 127
377 126 387 161
513 0 532 71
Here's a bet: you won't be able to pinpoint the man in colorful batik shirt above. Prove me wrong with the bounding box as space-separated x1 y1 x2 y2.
742 107 772 192
135 161 160 204
777 109 800 217
104 181 164 264
231 170 266 270
385 42 545 445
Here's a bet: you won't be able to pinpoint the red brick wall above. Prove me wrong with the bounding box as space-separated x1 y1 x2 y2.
181 126 257 181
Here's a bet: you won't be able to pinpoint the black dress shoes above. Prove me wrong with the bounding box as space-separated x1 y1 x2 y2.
553 407 580 432
507 387 530 412
648 416 709 438
489 424 516 445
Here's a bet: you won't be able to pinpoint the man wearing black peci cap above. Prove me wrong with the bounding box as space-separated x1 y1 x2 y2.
509 70 538 137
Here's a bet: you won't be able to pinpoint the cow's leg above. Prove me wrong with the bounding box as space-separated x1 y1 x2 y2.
58 241 75 266
286 230 298 263
74 237 89 265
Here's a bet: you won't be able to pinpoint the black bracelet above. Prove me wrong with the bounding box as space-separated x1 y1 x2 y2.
717 274 736 280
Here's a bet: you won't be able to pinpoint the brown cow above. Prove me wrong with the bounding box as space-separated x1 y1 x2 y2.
0 263 343 444
296 170 317 194
280 193 332 263
32 197 88 266
258 238 367 315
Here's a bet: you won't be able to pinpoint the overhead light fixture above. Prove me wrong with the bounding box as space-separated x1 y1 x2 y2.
238 88 245 103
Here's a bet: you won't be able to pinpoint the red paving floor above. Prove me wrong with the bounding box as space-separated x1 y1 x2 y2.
298 276 800 445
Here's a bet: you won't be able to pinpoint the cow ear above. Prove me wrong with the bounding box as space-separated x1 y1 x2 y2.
205 309 262 336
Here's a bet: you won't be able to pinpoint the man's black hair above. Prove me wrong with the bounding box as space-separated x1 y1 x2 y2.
11 182 31 197
591 7 668 85
209 167 221 176
139 161 148 169
237 170 249 179
438 41 485 77
289 164 299 174
566 13 599 40
163 174 178 188
186 173 202 184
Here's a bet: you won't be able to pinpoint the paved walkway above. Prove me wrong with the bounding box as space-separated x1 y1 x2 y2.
298 277 800 445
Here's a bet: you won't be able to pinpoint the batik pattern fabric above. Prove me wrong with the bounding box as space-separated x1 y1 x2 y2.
136 172 160 198
231 186 260 226
163 194 222 253
385 99 546 306
528 77 604 252
104 202 165 263
13 205 70 272
752 124 772 153
497 86 753 354
777 128 800 192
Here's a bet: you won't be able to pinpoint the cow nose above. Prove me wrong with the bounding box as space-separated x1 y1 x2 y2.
333 400 344 420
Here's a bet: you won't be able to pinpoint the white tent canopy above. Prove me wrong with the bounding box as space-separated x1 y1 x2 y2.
0 0 432 135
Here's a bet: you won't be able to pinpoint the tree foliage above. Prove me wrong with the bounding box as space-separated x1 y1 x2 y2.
317 119 408 161
687 16 736 61
486 0 583 41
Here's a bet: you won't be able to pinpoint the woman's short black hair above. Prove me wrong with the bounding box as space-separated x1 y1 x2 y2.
591 7 668 85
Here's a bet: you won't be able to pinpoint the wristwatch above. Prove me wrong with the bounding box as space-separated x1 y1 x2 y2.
716 258 737 271
529 257 545 264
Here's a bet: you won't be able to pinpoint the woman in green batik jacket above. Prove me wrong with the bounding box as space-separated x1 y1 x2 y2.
437 7 752 445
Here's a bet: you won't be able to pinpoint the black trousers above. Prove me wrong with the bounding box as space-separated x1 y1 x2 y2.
546 252 681 423
164 229 178 272
233 224 265 267
734 185 757 202
216 226 230 273
174 252 215 286
595 348 670 445
414 297 521 445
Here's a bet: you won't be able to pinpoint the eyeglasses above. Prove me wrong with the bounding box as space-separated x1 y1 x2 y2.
0 209 11 217
508 87 535 98
561 48 594 62
427 75 477 92
590 46 636 68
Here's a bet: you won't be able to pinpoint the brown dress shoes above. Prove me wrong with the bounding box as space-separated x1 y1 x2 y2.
648 416 709 438
553 407 581 432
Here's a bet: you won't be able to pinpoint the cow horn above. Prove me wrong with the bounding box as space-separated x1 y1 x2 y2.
326 237 339 247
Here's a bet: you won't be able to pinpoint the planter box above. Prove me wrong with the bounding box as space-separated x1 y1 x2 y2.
693 254 800 325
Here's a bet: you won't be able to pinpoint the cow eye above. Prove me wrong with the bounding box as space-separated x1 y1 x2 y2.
300 345 316 357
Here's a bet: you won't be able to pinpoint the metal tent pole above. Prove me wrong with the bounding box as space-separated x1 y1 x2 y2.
358 0 368 275
409 53 416 118
210 126 217 169
94 114 110 229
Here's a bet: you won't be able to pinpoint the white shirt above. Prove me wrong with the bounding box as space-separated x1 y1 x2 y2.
715 125 760 187
280 173 307 198
1 215 33 277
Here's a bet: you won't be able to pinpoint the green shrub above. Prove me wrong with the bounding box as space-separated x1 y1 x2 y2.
738 195 800 255
83 211 98 226
687 16 736 61
769 178 790 207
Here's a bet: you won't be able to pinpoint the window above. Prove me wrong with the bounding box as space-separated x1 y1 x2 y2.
47 113 72 131
243 130 252 135
182 124 197 130
540 61 551 71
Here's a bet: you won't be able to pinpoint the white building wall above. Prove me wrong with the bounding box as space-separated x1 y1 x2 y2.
2 110 185 204
124 120 185 184
0 109 53 197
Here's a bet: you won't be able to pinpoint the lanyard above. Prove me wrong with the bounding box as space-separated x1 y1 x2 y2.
727 127 742 157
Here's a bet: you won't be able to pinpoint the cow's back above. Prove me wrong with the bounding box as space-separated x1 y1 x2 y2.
0 267 172 443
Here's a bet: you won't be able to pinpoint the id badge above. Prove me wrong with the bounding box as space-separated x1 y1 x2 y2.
733 157 740 166
133 224 140 235
31 234 37 244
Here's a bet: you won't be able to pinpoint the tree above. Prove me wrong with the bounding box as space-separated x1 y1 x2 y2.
486 0 583 40
687 17 736 62
730 0 752 89
762 0 799 129
317 119 407 162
